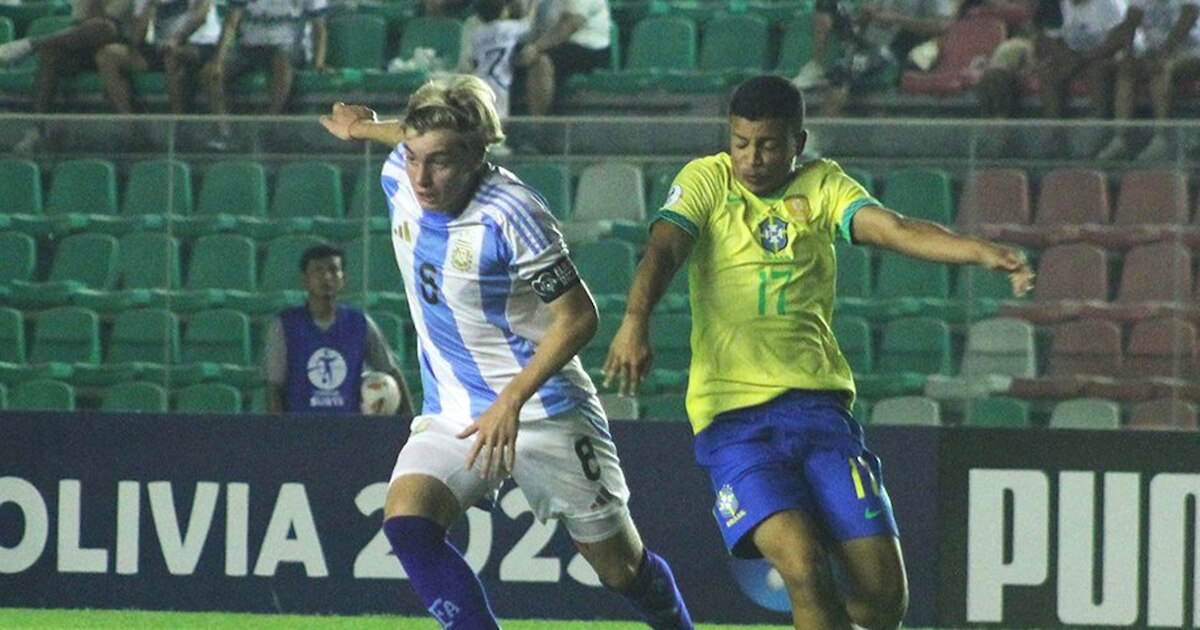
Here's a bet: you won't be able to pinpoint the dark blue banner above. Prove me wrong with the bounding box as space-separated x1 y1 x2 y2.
0 411 937 625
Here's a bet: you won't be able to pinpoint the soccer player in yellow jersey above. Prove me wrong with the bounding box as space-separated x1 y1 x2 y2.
603 75 1034 629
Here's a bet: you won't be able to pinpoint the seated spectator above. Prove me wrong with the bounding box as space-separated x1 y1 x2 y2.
461 0 529 118
817 0 957 117
95 0 221 114
975 0 1058 118
265 244 414 416
1096 0 1200 160
0 0 136 116
203 0 327 148
1037 0 1139 119
516 0 611 115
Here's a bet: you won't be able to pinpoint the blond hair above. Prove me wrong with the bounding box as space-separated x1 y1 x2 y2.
403 74 506 149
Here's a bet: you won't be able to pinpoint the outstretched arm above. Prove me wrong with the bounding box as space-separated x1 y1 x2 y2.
458 281 600 478
603 220 694 396
320 102 407 147
851 205 1035 297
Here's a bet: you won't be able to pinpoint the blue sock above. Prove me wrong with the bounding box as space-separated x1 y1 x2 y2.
383 516 499 630
614 550 694 630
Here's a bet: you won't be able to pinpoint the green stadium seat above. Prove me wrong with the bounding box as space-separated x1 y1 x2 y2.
0 382 6 409
832 315 872 375
0 158 46 234
0 231 36 288
226 234 324 315
881 167 954 225
43 158 119 236
100 381 169 413
29 306 100 369
573 238 636 312
9 378 75 411
328 13 389 70
1049 397 1121 430
247 386 268 414
645 161 686 213
660 263 690 313
362 16 463 92
947 265 1020 322
176 159 269 237
174 382 244 413
346 165 392 233
856 316 950 398
161 233 257 312
964 396 1032 428
579 305 623 370
649 312 691 370
369 310 416 368
0 307 24 364
774 13 816 76
10 233 119 308
842 166 876 196
174 307 257 386
345 234 407 308
572 15 697 92
255 161 344 240
0 15 13 44
75 232 181 313
662 13 769 92
89 159 192 234
0 14 71 92
859 251 953 321
511 162 573 220
73 308 179 386
833 243 872 317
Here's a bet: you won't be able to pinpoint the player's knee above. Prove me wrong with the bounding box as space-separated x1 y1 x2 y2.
574 540 640 592
768 548 836 600
848 580 908 630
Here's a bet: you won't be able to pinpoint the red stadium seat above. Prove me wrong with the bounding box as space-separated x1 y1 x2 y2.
1127 397 1199 431
900 18 1006 96
999 168 1110 248
1009 318 1121 400
1079 169 1190 249
954 168 1030 238
999 243 1109 324
1079 242 1192 323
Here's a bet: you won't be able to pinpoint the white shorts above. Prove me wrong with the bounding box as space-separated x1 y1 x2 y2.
390 403 632 544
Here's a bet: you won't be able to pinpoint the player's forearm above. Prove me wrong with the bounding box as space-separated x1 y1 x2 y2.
623 237 685 321
348 119 407 147
530 14 584 53
495 294 598 411
870 214 997 266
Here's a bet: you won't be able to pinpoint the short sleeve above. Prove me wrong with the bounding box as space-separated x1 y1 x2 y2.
652 157 724 240
486 186 572 281
818 164 880 244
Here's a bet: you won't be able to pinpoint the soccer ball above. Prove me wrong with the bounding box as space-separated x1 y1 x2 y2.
360 371 401 415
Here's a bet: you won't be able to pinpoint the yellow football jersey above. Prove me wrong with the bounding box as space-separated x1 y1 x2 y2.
655 154 879 434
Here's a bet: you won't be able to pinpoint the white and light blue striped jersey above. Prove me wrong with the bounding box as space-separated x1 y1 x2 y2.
381 145 603 424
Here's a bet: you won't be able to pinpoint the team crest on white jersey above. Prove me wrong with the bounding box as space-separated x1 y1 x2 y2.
717 484 746 527
451 239 474 271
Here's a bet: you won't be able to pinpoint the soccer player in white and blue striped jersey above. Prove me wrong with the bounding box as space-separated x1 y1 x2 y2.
319 75 693 630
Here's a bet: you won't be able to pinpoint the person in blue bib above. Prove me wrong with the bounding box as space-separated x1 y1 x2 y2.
264 243 413 416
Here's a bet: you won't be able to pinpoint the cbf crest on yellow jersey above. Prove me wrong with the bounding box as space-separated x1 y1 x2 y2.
655 154 880 433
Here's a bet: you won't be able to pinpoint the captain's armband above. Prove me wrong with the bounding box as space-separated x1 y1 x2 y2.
529 257 581 303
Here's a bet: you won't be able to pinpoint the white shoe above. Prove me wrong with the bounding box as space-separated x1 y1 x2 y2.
793 61 829 90
0 38 32 67
1095 135 1128 161
1135 134 1170 162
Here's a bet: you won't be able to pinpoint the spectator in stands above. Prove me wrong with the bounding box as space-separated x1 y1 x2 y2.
1095 0 1200 160
816 0 957 116
318 74 694 629
202 0 328 149
95 0 221 114
975 0 1062 118
0 0 135 149
603 75 1033 630
264 243 413 416
1039 0 1140 119
423 0 472 17
460 0 530 118
515 0 611 115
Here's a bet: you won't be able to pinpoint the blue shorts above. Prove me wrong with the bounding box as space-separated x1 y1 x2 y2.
693 390 899 558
